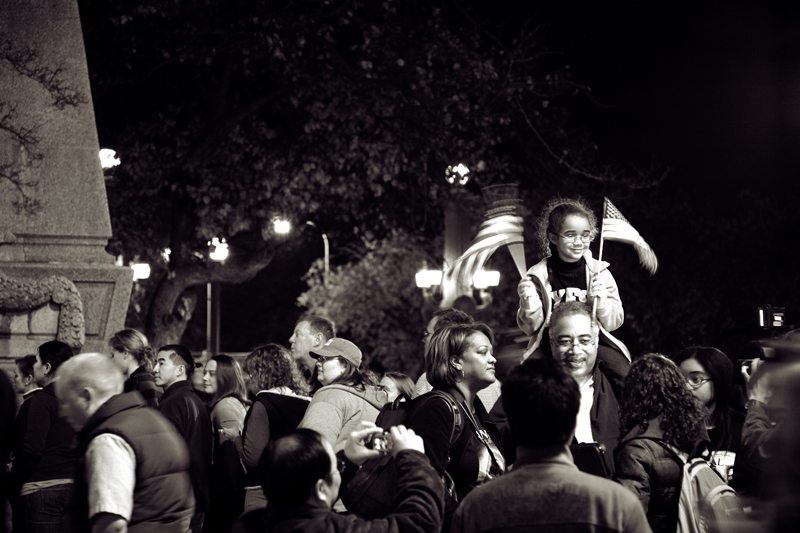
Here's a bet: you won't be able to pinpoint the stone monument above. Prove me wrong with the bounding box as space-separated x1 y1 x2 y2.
0 0 132 364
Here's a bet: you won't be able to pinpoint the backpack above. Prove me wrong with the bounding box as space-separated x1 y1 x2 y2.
633 437 744 533
340 390 463 519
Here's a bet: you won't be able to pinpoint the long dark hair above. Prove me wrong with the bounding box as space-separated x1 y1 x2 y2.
326 358 379 391
209 354 247 406
673 346 734 451
619 353 706 452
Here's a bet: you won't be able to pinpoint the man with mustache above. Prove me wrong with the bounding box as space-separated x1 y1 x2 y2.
548 301 624 475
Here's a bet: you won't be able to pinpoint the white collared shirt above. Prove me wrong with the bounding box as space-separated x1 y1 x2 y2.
574 376 595 443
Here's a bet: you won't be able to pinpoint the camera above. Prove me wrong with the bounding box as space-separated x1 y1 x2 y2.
741 305 793 371
368 430 394 453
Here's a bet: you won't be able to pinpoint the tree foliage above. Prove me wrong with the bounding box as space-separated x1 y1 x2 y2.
80 0 663 348
298 231 434 376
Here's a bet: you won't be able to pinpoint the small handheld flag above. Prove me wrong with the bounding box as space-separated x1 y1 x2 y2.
599 197 658 275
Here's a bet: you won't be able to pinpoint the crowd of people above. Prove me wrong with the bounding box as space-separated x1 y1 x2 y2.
3 196 800 533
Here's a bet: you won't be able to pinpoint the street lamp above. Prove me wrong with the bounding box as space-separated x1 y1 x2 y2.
273 218 291 234
131 263 151 281
207 237 227 356
99 148 120 169
472 269 500 289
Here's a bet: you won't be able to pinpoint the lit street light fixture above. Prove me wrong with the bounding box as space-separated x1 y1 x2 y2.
273 218 291 234
207 237 227 356
131 263 151 281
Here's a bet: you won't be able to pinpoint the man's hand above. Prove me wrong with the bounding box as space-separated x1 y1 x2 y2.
344 422 385 466
742 358 771 404
390 426 424 456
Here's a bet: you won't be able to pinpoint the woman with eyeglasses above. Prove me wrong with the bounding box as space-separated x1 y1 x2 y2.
674 346 749 486
615 353 707 533
298 338 387 453
516 198 630 375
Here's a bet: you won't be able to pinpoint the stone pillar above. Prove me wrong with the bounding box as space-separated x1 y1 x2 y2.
0 0 132 365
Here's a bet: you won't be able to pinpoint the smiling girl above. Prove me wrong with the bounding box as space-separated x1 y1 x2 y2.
517 197 630 364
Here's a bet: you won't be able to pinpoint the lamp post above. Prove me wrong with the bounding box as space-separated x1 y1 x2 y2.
207 238 228 356
273 218 329 287
305 221 329 287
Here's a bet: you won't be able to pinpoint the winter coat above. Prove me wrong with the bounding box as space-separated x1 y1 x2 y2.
517 253 629 359
158 380 212 513
298 383 388 452
615 420 688 533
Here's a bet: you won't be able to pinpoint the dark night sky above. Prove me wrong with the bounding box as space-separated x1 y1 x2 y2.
209 2 800 352
533 2 800 197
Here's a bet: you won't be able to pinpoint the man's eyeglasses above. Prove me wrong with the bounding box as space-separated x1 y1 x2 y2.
559 233 593 243
686 375 712 389
555 337 595 349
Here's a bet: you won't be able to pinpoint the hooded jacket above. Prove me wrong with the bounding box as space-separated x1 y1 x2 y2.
517 253 630 360
299 384 388 452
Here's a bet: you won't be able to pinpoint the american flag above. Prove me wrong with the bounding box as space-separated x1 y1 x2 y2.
601 197 658 275
446 185 527 288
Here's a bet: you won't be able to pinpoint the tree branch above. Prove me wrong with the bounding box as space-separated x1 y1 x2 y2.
515 99 669 189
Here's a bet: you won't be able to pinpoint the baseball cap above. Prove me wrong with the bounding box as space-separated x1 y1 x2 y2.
310 338 362 367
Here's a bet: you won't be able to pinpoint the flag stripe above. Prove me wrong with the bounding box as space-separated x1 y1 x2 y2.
601 197 658 275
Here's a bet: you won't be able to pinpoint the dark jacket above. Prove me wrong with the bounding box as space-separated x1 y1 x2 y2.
12 382 77 484
407 388 504 533
615 421 685 533
124 367 162 409
233 450 443 533
588 360 623 475
77 392 194 532
9 388 40 495
158 380 212 513
242 392 309 487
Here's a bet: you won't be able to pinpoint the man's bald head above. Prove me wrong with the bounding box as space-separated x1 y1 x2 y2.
56 353 125 431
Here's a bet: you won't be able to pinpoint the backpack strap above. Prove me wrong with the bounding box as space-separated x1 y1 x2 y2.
425 390 463 447
619 436 687 468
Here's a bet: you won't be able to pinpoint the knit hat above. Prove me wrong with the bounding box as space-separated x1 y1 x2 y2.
310 338 362 367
